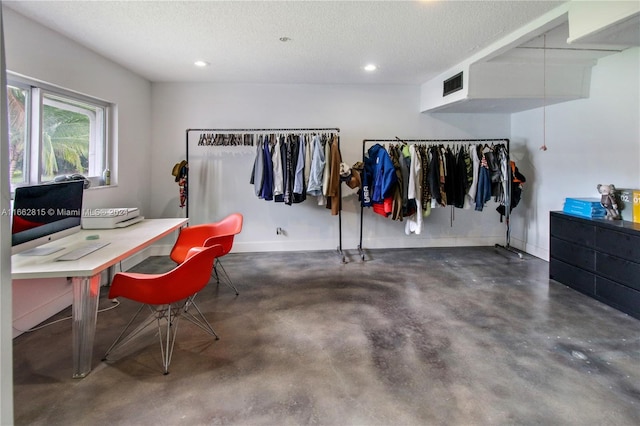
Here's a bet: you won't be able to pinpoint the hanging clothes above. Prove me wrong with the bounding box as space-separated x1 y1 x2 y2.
359 141 514 219
459 145 473 210
293 135 306 203
360 155 373 207
481 144 502 200
357 138 516 259
475 149 493 211
245 130 344 212
496 161 526 217
283 135 298 205
322 136 332 198
405 145 423 235
428 146 442 207
326 135 342 215
465 144 481 209
444 147 457 207
274 135 287 203
496 144 509 205
387 145 404 221
272 135 284 199
396 144 411 216
250 136 264 197
417 145 431 216
307 134 325 197
260 135 274 201
304 134 312 189
189 127 344 262
365 144 397 204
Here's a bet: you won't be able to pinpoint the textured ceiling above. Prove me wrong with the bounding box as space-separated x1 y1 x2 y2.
3 0 566 85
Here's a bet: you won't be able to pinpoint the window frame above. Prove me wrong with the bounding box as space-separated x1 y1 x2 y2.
7 72 114 191
7 80 31 187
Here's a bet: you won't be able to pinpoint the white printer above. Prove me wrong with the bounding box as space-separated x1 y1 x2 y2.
81 208 144 229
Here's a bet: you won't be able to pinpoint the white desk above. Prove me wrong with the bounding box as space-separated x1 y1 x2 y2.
12 218 188 378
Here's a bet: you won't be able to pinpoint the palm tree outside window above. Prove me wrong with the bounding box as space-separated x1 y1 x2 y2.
7 74 112 190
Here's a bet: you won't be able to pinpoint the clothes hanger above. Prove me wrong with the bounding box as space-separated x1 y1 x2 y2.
394 136 406 145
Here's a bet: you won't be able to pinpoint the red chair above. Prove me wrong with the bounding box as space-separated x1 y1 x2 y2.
170 213 243 295
103 244 224 375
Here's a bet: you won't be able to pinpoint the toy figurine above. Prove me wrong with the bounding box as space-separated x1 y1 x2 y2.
597 184 621 220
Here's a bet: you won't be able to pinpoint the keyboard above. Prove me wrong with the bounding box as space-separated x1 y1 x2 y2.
56 241 111 261
20 246 65 256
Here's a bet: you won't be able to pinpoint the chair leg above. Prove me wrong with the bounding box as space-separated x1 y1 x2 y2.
182 295 219 340
103 304 150 361
158 304 181 375
212 262 220 283
213 259 239 295
104 303 180 374
104 300 219 375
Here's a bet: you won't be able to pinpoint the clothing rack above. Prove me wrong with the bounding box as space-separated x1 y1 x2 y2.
185 127 346 262
358 138 522 261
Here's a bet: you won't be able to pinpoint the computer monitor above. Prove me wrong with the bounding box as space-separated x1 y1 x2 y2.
11 180 85 255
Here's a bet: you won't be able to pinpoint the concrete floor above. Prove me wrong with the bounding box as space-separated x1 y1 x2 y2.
12 247 640 425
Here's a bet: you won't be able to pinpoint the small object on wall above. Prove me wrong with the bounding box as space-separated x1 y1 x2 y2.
596 184 621 220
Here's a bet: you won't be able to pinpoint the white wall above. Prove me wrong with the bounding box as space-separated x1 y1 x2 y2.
3 8 153 215
511 46 640 260
151 82 513 253
3 8 154 335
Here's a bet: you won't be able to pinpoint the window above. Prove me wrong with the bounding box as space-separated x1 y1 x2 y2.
7 74 112 190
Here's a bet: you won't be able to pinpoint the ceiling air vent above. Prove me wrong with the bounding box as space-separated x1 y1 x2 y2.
443 72 463 97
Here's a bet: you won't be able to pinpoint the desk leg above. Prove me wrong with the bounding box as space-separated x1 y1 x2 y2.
106 265 116 286
71 274 101 378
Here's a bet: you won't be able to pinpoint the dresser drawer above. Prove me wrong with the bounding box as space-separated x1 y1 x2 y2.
596 276 640 319
550 258 596 296
550 237 595 271
596 227 640 263
596 252 640 291
550 213 595 247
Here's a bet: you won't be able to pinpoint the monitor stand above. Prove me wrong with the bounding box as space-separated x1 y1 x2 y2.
19 246 65 256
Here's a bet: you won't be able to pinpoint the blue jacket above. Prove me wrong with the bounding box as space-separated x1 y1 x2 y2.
475 166 492 211
366 144 397 204
260 135 274 201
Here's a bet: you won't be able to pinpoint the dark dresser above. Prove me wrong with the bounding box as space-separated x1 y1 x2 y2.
549 211 640 319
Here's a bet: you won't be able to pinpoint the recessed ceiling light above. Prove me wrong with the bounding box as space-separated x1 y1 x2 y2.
194 60 210 67
364 64 377 72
